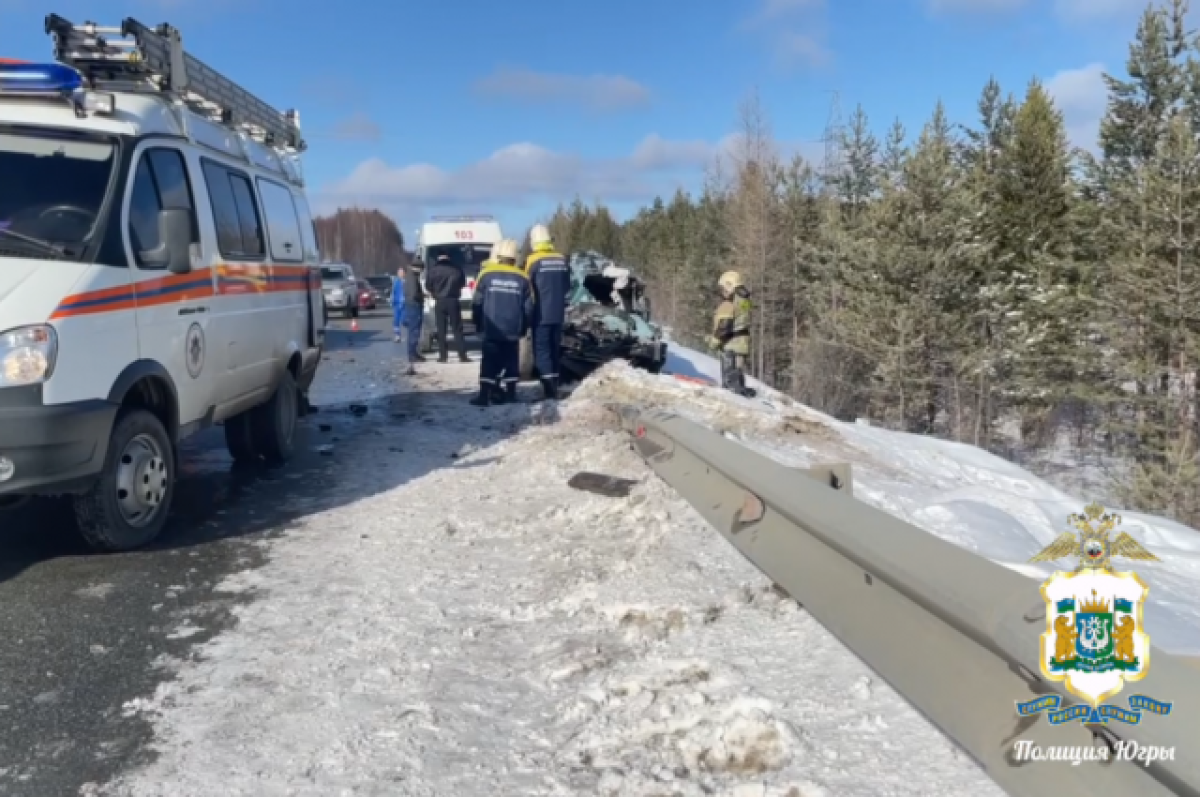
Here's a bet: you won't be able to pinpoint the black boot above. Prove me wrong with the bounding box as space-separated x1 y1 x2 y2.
540 376 558 401
504 382 518 404
469 382 490 406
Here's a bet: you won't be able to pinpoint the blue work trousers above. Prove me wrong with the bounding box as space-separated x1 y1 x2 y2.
533 323 563 379
404 302 423 361
480 338 520 387
392 302 405 335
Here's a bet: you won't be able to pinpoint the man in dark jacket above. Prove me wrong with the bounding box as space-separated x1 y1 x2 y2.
523 224 572 400
470 239 532 406
402 258 427 373
423 251 470 363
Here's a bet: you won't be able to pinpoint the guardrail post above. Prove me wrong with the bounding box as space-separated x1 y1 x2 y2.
796 462 853 495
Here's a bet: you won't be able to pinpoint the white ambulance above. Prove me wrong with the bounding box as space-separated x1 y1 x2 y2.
0 16 324 550
414 215 502 351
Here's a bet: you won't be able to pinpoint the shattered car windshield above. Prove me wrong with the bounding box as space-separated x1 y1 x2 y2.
0 129 115 260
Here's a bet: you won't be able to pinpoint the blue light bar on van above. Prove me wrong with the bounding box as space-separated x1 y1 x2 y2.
429 215 495 222
0 62 83 95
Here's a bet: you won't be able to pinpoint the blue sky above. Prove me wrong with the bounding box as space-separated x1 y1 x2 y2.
0 0 1153 238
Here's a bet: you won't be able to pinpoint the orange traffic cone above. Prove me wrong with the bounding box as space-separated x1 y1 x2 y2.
351 318 359 332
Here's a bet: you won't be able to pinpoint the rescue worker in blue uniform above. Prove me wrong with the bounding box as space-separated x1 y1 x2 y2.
391 266 405 342
523 224 572 400
471 239 532 406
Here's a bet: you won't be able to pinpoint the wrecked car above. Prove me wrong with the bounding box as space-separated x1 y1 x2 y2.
519 250 668 381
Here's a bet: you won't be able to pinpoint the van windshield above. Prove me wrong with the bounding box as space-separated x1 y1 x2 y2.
0 129 115 260
425 243 493 279
320 267 351 281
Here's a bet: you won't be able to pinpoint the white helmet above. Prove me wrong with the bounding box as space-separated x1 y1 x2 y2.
718 270 744 294
494 238 519 263
529 224 551 247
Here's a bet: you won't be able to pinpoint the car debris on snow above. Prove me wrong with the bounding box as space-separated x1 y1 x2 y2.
567 471 639 498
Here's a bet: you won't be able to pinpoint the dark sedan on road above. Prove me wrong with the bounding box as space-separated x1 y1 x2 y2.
366 276 393 306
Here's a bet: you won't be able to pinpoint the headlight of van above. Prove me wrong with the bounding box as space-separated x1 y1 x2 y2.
0 325 58 387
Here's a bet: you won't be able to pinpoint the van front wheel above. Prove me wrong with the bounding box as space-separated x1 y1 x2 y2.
73 409 175 552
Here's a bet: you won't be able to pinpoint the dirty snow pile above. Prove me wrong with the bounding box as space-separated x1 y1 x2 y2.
600 346 1200 656
100 363 1001 797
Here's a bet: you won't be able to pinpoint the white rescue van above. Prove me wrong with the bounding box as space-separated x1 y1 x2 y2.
0 16 325 550
414 215 501 351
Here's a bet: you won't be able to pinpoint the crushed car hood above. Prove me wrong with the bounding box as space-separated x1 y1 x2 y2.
566 301 659 343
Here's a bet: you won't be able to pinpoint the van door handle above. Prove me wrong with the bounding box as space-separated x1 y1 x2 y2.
178 306 208 316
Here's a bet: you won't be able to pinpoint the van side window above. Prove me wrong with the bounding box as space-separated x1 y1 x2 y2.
127 147 199 269
201 160 265 260
291 192 320 261
256 178 304 262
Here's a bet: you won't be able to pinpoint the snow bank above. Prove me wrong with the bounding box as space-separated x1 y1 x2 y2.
591 349 1200 656
101 364 999 797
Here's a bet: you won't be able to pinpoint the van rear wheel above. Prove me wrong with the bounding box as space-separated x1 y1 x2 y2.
73 409 174 552
224 410 260 463
253 369 299 464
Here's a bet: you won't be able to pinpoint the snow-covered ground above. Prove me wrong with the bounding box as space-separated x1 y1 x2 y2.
653 346 1200 656
95 341 1200 796
98 348 1004 797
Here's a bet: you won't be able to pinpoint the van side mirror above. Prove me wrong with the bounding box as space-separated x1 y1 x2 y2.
137 208 193 274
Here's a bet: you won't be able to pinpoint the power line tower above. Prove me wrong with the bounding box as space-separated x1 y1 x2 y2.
820 90 845 194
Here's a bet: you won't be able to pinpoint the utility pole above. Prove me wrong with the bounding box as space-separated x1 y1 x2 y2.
820 89 845 196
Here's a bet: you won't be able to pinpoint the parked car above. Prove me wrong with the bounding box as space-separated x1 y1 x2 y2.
366 276 393 306
519 250 666 381
321 263 358 318
355 279 376 310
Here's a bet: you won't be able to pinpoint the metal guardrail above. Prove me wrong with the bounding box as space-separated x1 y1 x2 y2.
616 406 1200 797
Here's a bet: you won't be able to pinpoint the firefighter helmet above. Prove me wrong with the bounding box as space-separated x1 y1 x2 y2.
717 271 744 294
494 239 519 263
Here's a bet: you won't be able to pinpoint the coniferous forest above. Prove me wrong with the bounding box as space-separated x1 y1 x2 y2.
544 0 1200 524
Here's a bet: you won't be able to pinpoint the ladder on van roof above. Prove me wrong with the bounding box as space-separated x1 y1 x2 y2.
43 14 305 151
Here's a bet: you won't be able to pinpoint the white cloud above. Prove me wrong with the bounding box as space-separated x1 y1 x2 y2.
330 113 381 142
1053 0 1144 22
775 32 832 66
927 0 1142 22
312 134 730 221
472 67 651 112
742 0 823 27
1045 62 1108 150
740 0 831 69
926 0 1026 12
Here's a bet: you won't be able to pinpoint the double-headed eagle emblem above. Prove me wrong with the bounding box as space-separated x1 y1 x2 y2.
1030 502 1159 570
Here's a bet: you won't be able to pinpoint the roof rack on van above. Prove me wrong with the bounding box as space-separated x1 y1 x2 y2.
43 14 305 151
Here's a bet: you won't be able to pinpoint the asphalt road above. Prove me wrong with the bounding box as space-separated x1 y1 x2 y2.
0 309 426 796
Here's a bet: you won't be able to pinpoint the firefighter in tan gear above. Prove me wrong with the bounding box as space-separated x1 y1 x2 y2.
707 270 755 397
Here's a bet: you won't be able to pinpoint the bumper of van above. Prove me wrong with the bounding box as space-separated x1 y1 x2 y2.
0 387 116 497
